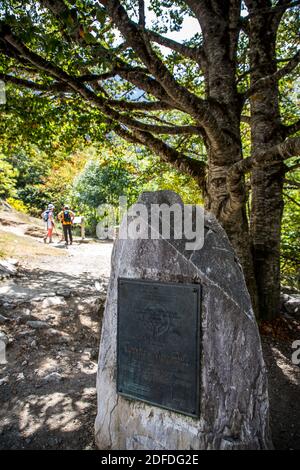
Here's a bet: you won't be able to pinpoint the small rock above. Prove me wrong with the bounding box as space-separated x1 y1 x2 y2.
43 372 63 383
41 296 66 308
18 330 34 337
0 376 9 386
0 314 9 323
16 372 25 381
2 302 16 309
281 293 300 315
8 258 18 266
43 328 71 343
55 289 72 298
31 297 45 303
39 292 56 298
30 340 37 348
95 281 102 291
285 296 300 316
26 321 50 329
46 315 56 321
0 259 18 277
43 328 60 336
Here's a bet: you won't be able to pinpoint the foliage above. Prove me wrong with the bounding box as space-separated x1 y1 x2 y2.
0 0 299 312
6 197 29 213
0 152 17 197
281 173 300 290
74 157 137 209
72 150 139 231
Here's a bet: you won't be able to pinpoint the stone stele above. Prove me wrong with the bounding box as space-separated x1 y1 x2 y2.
95 190 272 450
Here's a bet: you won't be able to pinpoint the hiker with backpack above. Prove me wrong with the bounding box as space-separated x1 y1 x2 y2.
42 203 55 244
58 205 75 246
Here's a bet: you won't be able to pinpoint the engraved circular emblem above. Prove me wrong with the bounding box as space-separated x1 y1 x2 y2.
142 304 170 338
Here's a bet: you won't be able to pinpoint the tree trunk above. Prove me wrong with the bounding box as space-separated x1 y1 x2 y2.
248 8 285 320
250 166 284 320
194 1 259 314
205 150 258 315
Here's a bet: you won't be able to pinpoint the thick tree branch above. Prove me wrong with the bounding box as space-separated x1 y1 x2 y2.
229 137 300 179
118 120 202 135
0 69 174 112
99 0 224 151
221 136 300 220
42 0 186 109
109 100 173 111
271 0 300 31
143 28 206 68
1 24 200 136
243 0 300 20
283 118 300 137
0 73 57 91
244 50 300 100
132 129 206 185
39 0 83 41
109 121 206 186
39 0 178 108
283 192 300 207
284 178 300 188
241 115 251 125
0 21 207 184
237 56 300 83
138 0 145 28
39 0 180 107
37 1 210 121
268 136 300 160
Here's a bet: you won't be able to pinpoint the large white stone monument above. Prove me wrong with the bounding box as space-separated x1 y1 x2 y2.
95 191 272 450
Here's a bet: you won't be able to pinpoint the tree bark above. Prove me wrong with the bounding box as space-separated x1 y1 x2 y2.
194 0 259 312
2 0 299 321
247 1 285 320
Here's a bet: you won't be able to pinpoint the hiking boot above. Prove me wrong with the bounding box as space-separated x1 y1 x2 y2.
43 237 47 244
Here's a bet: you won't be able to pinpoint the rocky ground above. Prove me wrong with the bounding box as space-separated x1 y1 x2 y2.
0 208 113 449
0 206 299 450
262 336 300 450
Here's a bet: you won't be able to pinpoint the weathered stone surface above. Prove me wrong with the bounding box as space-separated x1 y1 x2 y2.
41 296 66 308
95 191 272 450
0 259 18 280
26 320 50 329
281 293 300 316
0 314 9 324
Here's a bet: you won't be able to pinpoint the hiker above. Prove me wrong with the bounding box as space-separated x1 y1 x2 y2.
42 204 55 244
58 205 75 245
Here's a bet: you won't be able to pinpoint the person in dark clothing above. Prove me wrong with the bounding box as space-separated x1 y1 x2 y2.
58 205 75 245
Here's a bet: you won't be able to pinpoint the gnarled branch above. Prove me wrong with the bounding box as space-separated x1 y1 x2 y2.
244 51 300 100
283 118 300 137
99 0 223 151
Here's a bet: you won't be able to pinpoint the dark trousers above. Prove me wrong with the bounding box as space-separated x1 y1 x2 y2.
63 224 73 244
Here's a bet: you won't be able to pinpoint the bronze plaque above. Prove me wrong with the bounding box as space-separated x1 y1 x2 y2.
117 278 201 417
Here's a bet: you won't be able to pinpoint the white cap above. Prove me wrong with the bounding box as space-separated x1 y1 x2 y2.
48 204 54 209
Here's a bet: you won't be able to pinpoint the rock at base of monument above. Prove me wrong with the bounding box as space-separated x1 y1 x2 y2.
95 190 272 450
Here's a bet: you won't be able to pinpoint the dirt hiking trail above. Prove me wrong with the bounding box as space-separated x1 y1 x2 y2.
0 207 112 449
0 206 300 449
